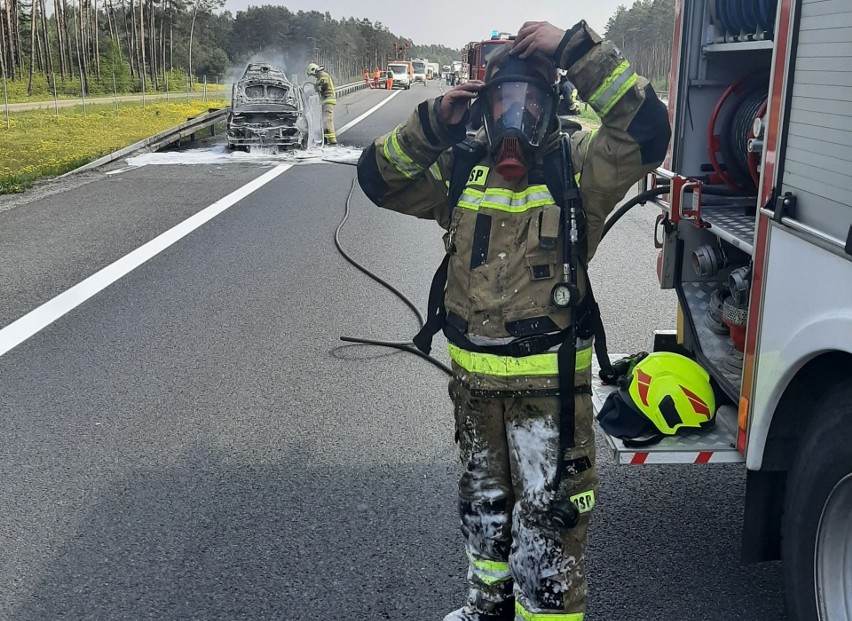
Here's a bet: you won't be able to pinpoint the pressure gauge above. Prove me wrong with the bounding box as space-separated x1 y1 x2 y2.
551 283 574 308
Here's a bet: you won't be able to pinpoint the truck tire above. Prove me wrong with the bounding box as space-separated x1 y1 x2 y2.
782 382 852 620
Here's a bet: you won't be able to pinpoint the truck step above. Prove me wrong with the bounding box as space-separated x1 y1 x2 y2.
592 355 744 465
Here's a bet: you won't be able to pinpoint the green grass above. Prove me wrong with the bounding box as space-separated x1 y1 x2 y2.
0 99 228 193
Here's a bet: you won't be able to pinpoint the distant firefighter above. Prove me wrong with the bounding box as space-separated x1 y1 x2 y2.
307 63 337 145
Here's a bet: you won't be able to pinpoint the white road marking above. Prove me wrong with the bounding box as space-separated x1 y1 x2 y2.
0 164 293 358
337 90 402 135
104 167 136 175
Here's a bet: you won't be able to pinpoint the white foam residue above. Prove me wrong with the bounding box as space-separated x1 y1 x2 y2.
125 144 363 168
510 418 556 496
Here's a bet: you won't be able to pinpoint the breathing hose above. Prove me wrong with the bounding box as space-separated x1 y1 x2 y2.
333 167 673 377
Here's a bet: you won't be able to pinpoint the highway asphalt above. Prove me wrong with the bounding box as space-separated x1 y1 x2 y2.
0 81 785 620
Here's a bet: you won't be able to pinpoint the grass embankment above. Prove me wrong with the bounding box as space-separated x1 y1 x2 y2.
577 104 601 131
0 99 227 194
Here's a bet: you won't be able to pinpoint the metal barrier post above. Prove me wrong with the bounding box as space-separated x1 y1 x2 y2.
3 76 9 129
51 73 58 117
112 69 118 112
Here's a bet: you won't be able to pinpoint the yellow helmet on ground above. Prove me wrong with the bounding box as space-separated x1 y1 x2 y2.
598 352 716 443
306 63 320 77
626 352 716 434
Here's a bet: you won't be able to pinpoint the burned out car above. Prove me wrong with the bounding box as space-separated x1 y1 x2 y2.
227 63 314 150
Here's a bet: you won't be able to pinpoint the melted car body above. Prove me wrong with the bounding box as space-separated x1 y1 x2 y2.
227 63 311 150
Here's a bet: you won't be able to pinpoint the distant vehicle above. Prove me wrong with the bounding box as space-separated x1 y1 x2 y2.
411 59 428 84
427 62 440 80
387 61 412 89
462 32 513 82
227 63 309 150
441 64 451 81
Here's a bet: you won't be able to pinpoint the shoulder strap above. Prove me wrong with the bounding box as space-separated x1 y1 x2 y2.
412 138 485 355
447 137 486 220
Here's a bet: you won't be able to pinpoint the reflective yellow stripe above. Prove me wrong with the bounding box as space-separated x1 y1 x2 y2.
468 165 489 185
588 60 637 116
516 603 584 621
323 98 337 105
456 185 555 213
382 127 423 179
448 344 592 377
429 162 443 181
466 549 511 585
570 489 596 514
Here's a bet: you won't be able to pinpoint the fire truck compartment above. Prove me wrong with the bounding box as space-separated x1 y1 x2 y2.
592 356 743 465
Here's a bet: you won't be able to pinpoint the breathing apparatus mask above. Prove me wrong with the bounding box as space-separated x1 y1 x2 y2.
476 56 558 180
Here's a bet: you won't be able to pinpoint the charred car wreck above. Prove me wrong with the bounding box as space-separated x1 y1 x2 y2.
227 63 311 150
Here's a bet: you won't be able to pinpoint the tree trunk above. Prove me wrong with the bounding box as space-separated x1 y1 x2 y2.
55 0 67 79
39 0 52 77
4 0 16 79
139 0 148 87
146 0 154 86
27 0 37 94
72 1 84 92
187 3 196 85
62 0 73 80
0 7 7 80
122 0 134 76
78 0 88 85
93 0 99 78
14 0 24 71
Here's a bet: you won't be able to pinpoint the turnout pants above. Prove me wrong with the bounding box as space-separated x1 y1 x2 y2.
449 364 598 620
322 102 336 144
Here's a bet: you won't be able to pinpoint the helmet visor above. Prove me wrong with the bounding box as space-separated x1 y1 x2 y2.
482 76 555 148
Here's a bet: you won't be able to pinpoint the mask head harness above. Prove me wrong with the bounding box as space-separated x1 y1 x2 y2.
477 52 558 180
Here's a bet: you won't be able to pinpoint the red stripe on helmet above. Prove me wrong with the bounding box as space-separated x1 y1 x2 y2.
636 369 652 407
680 385 712 418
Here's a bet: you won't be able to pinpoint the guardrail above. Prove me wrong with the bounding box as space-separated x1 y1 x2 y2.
64 107 229 176
336 80 371 98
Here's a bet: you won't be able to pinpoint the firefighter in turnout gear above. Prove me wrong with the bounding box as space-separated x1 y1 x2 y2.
307 62 337 144
357 20 670 621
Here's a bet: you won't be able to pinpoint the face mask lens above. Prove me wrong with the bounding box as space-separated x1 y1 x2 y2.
484 79 552 148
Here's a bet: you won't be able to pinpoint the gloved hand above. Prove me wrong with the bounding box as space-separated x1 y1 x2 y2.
438 81 484 126
600 351 649 386
511 21 566 59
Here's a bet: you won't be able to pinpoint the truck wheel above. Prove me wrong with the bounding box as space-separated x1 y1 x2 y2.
782 382 852 620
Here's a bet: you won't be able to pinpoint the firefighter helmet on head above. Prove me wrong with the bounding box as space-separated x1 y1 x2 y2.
306 63 321 77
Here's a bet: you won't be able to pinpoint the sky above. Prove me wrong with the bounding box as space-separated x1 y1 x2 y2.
222 0 628 49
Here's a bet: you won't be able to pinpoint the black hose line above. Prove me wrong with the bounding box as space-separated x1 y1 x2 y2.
336 176 453 376
335 177 425 327
601 186 670 238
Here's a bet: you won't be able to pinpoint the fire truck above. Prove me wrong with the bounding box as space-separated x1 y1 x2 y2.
592 0 852 616
461 32 513 82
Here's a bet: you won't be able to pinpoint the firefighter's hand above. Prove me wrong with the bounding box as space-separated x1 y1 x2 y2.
438 81 484 126
512 21 565 59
